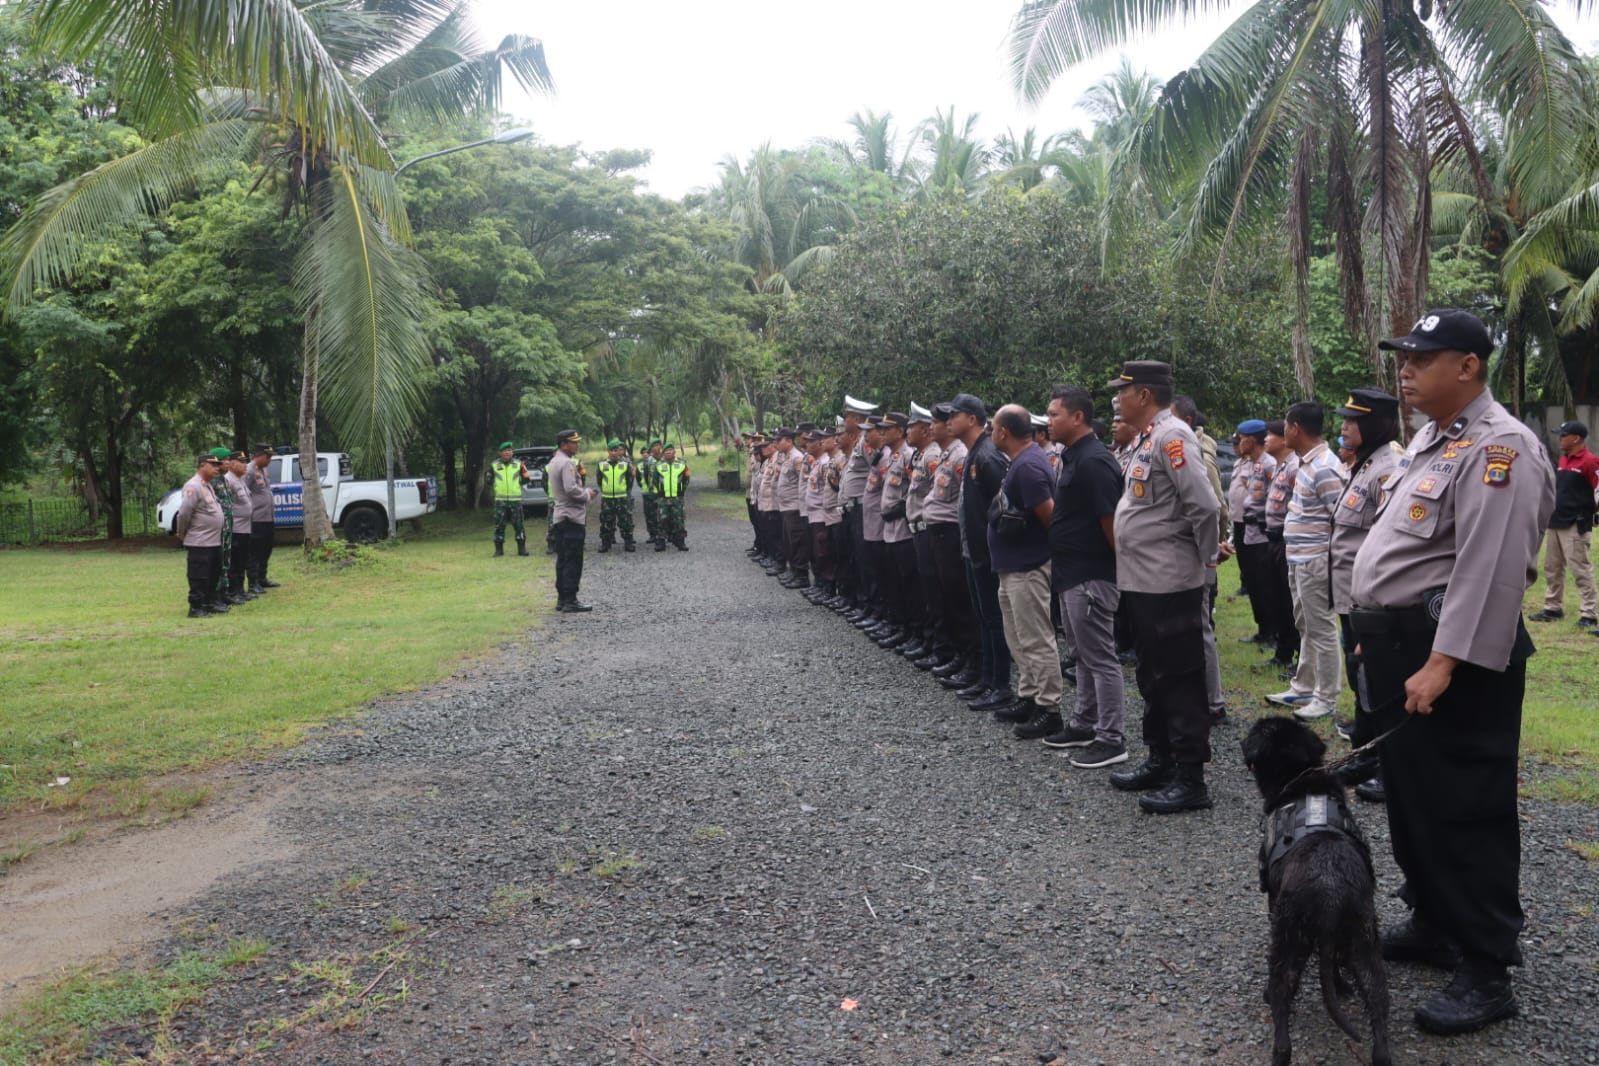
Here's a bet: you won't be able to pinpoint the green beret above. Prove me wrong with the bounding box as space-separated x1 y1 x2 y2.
209 447 231 461
648 437 662 446
606 438 622 449
498 441 514 451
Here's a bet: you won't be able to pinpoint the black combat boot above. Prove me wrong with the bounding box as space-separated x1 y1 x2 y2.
1138 763 1213 813
517 542 530 557
655 540 667 552
1415 959 1517 1035
624 540 637 553
1013 706 1063 739
494 543 504 557
1109 751 1175 792
598 541 612 553
187 607 212 619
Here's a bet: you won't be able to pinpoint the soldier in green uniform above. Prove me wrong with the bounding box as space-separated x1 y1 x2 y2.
208 447 249 607
489 441 532 556
655 443 691 551
597 438 637 552
639 438 663 546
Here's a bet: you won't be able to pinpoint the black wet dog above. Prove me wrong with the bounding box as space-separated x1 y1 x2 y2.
1242 716 1392 1066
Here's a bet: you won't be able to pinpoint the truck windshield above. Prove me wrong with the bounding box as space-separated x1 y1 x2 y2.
290 457 330 482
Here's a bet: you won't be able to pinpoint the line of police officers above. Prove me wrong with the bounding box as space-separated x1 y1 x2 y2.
737 309 1553 1038
175 445 281 617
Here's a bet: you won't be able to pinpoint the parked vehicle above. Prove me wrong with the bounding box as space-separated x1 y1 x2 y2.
156 452 437 542
512 446 557 516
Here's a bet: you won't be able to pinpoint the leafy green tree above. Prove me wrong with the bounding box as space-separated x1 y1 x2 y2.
2 0 551 545
1006 0 1595 396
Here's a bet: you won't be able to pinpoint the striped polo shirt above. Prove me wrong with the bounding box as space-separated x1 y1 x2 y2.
1284 441 1347 563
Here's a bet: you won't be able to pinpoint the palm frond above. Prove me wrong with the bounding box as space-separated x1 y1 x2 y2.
2 114 256 312
1005 0 1240 104
1440 0 1593 214
295 163 432 454
29 0 393 167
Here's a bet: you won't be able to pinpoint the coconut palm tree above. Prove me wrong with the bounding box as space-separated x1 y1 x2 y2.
2 0 551 545
1007 0 1595 395
824 109 918 192
709 144 855 295
991 127 1073 192
914 107 990 200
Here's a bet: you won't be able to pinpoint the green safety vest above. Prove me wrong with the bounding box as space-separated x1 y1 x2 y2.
657 460 687 498
492 460 525 501
599 460 631 498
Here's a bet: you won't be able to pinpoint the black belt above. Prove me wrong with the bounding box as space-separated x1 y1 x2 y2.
909 519 928 534
926 520 958 532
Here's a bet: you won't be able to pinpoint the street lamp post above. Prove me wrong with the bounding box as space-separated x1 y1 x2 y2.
382 128 536 537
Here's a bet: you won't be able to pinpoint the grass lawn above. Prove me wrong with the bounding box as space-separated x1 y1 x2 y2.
0 510 554 814
1209 551 1599 802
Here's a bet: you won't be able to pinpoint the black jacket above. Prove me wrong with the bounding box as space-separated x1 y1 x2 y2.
960 430 1009 566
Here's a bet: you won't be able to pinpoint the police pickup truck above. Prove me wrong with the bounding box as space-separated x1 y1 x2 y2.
156 452 437 542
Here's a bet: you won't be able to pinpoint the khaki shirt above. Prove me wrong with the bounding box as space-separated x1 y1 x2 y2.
1114 409 1220 593
547 451 592 525
757 447 786 510
746 452 762 505
821 451 844 526
804 452 830 522
175 473 224 547
924 439 965 524
1329 442 1403 614
881 443 914 544
776 447 805 512
1196 428 1229 545
244 462 275 523
862 447 888 541
1265 453 1298 530
907 441 942 524
1351 389 1553 670
225 471 253 534
839 435 871 499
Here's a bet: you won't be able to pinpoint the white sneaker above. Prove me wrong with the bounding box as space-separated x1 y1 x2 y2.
1293 698 1336 719
1265 690 1312 707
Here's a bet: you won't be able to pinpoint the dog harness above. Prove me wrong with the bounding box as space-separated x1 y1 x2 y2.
1259 793 1373 894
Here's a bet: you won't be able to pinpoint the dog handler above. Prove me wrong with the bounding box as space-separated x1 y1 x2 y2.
1350 309 1553 1035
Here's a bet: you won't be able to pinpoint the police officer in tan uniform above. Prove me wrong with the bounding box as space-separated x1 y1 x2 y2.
1350 309 1553 1036
175 454 226 617
1326 388 1403 798
1103 361 1221 814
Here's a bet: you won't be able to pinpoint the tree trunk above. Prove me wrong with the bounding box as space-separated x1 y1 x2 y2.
78 443 103 524
299 328 335 547
443 440 459 510
104 427 124 540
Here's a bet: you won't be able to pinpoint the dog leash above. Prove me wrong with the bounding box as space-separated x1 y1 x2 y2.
1276 698 1411 796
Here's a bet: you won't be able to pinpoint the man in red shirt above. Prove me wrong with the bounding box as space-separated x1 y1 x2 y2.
1531 420 1599 629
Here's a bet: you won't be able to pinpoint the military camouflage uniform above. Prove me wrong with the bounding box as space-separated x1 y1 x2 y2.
212 472 236 598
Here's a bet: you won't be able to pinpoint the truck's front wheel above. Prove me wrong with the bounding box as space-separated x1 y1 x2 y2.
342 505 387 544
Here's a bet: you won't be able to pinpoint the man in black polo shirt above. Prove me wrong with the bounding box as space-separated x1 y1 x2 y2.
1042 385 1128 768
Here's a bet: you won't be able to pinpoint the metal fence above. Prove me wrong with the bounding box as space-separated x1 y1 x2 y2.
0 497 161 546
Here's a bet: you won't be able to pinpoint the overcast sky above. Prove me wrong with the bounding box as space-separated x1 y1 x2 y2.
477 0 1599 201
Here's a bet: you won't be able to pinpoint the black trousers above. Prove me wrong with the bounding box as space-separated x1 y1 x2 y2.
1338 614 1374 746
747 500 759 546
1123 587 1212 764
249 524 275 586
229 528 252 594
865 539 889 614
912 529 944 646
886 538 921 629
552 519 586 602
1236 540 1274 638
1353 610 1527 967
760 510 785 563
809 521 836 584
847 503 874 607
1232 522 1249 593
1264 533 1299 662
832 510 857 601
782 509 810 575
186 545 221 609
964 556 1011 690
928 522 974 656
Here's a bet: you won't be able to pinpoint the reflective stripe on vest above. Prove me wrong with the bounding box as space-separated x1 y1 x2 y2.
492 462 523 501
599 461 629 498
658 461 686 498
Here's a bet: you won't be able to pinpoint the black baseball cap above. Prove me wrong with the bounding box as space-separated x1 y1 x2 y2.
1378 309 1493 359
948 393 987 420
1557 420 1589 438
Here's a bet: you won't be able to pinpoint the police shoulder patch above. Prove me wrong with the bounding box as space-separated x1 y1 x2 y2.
1163 439 1186 469
1483 444 1518 488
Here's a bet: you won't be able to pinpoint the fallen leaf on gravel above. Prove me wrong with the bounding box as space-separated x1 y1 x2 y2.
839 998 859 1011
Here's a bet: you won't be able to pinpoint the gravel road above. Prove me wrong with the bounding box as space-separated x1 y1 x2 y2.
127 497 1599 1065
